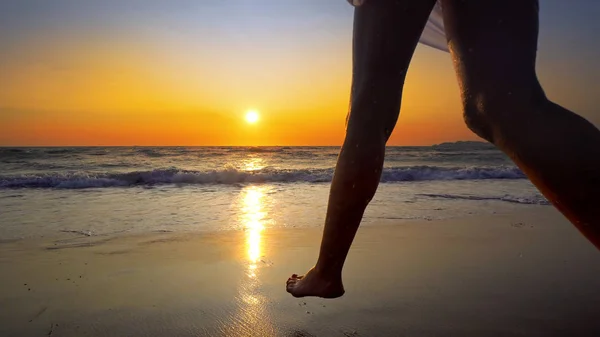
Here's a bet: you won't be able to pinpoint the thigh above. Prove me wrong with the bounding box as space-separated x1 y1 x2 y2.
349 0 436 130
352 0 437 76
440 0 541 94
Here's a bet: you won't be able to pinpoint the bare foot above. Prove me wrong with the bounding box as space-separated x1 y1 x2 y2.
286 267 345 298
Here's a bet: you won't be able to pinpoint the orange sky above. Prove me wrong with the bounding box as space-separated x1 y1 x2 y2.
0 35 477 146
1 1 598 146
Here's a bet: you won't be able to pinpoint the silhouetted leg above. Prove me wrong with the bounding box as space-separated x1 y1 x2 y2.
286 0 436 298
442 0 600 248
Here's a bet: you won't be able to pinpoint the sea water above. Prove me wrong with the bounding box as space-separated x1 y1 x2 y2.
0 142 549 240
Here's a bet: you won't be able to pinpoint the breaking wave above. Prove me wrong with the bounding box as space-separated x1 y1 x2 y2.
0 165 526 189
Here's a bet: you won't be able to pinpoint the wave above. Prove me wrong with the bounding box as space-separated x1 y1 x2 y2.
134 148 166 157
246 147 285 153
0 148 28 154
222 147 286 154
380 165 524 182
1 145 506 163
431 141 496 151
0 147 81 161
418 193 550 205
132 147 287 157
0 165 526 189
0 148 36 160
45 148 77 155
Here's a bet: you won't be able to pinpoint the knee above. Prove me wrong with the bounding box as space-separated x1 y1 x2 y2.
347 97 400 143
460 84 548 143
461 92 501 142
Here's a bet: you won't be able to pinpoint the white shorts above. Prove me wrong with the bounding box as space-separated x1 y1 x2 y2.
347 0 449 52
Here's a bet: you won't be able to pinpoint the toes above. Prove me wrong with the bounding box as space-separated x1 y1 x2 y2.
285 274 306 294
286 280 296 293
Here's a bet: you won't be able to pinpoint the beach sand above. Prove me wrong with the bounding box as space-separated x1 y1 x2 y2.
1 208 599 337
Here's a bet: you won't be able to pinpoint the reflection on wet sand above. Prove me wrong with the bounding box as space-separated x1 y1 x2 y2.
224 185 275 336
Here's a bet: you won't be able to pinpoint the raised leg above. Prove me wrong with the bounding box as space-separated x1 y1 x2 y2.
442 0 600 248
286 0 437 298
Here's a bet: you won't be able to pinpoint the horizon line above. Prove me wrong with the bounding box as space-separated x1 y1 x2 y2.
0 141 486 148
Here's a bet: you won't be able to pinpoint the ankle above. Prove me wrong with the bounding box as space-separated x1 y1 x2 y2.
313 263 342 280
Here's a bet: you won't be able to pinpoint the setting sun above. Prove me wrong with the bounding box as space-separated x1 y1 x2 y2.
245 110 259 124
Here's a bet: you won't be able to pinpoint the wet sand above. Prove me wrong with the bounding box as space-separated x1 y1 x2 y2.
1 208 599 337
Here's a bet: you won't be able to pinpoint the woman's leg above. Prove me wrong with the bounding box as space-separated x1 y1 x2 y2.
286 0 437 298
441 0 600 248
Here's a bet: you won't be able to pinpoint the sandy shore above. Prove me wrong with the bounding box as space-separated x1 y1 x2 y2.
1 207 599 336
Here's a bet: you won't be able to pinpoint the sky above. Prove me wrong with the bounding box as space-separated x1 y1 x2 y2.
1 0 599 146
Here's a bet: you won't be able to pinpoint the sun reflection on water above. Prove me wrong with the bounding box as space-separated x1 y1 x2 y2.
242 187 265 266
223 185 275 336
243 157 265 172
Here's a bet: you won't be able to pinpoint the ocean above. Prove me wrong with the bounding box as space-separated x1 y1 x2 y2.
0 142 549 240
